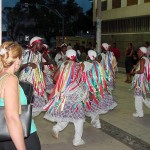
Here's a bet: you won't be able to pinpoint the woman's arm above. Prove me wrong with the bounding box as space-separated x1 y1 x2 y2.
4 75 26 150
129 49 134 57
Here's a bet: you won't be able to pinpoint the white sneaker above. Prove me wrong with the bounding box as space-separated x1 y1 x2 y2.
133 113 144 117
51 129 59 139
73 139 85 146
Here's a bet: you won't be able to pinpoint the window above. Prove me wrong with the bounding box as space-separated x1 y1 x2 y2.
127 0 138 6
102 1 107 11
144 0 150 3
102 16 150 33
112 0 121 9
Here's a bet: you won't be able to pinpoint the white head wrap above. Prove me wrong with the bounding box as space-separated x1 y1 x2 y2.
30 36 43 46
139 47 147 54
102 43 110 51
88 50 97 60
61 43 67 47
66 49 76 60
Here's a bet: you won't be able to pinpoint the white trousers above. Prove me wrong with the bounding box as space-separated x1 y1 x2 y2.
134 96 144 116
53 119 84 144
91 114 101 128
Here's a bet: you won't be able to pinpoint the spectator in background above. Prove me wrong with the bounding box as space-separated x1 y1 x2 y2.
110 43 120 62
54 43 67 66
145 42 150 58
124 43 134 83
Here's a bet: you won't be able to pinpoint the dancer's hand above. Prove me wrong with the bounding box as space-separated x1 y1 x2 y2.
28 63 37 69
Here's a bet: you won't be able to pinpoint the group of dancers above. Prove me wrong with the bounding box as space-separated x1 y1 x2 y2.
18 36 132 146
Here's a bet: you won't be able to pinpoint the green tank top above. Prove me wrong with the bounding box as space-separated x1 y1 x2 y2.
0 75 37 134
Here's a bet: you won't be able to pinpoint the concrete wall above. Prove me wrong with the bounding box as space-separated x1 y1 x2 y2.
102 33 150 67
102 2 150 21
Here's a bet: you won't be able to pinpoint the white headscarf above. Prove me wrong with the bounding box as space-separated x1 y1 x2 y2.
66 49 76 60
88 50 97 60
102 43 110 51
139 47 147 54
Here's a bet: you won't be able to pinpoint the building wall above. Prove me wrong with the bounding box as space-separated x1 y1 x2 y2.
102 2 150 20
99 0 150 67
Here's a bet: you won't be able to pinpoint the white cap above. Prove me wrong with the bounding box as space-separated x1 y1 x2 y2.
30 36 43 46
66 49 76 60
67 45 72 50
102 43 110 50
88 50 97 60
61 43 67 47
139 47 147 54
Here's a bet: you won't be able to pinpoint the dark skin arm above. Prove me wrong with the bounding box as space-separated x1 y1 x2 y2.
53 69 60 84
41 53 51 67
130 59 145 75
19 62 37 72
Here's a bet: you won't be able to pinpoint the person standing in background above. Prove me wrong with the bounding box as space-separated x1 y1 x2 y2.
110 43 120 62
54 43 67 66
124 43 134 83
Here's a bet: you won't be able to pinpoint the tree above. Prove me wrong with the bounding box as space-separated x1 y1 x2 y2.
3 0 94 46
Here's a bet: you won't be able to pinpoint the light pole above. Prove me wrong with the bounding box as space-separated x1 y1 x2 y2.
24 3 64 43
92 0 101 52
96 0 101 53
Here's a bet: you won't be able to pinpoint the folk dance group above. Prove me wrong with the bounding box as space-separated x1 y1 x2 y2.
18 36 150 146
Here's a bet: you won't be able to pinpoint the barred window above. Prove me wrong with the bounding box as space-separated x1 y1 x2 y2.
102 16 150 33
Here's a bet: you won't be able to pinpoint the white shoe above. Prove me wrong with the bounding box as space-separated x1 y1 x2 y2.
73 139 85 146
92 123 101 129
51 129 59 139
133 113 144 118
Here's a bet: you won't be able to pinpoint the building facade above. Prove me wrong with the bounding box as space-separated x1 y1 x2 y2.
99 0 150 67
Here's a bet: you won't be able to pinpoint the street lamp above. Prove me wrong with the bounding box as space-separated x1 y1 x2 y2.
24 3 65 43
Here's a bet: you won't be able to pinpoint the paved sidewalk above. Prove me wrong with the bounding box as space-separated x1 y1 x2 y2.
34 113 132 150
100 73 150 145
33 73 150 150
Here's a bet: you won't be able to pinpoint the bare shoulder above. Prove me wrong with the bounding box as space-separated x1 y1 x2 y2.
4 74 18 87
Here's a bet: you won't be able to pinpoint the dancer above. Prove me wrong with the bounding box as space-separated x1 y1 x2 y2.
41 44 56 95
19 36 49 117
130 47 150 117
101 43 117 92
83 50 117 128
44 49 89 146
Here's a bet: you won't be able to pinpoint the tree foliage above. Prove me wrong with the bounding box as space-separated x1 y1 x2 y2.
3 0 93 45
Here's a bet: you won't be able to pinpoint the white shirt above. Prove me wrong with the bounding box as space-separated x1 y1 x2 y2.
54 51 66 66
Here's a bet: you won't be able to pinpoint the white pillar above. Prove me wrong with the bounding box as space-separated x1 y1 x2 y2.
138 0 144 4
96 0 101 53
121 0 127 7
107 0 112 10
0 0 2 45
